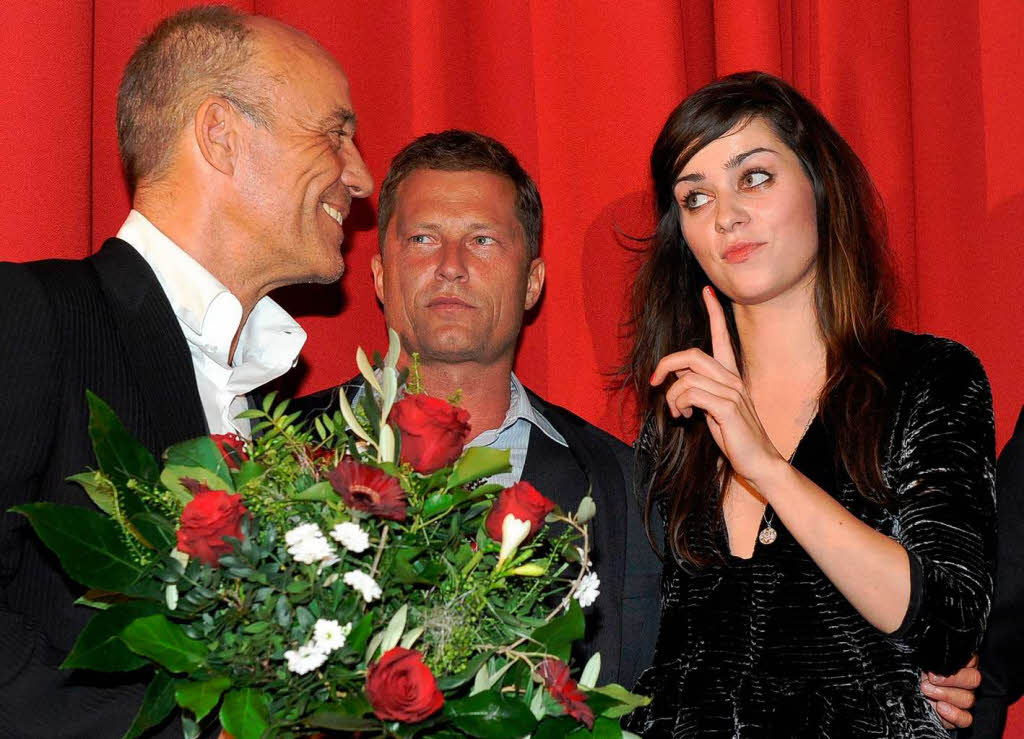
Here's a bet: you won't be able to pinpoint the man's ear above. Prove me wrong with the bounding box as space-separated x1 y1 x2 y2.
371 252 386 303
194 97 241 176
524 257 545 310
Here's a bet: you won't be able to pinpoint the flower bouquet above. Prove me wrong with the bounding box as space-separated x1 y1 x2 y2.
13 330 648 738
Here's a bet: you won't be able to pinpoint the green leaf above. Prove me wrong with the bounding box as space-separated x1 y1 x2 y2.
126 510 177 552
421 492 455 518
444 690 537 738
161 465 233 503
446 447 511 489
579 652 601 688
164 437 233 491
306 712 377 731
11 503 157 595
123 669 177 739
67 471 117 515
121 614 207 673
379 604 408 653
346 612 374 656
232 460 266 489
435 651 493 691
533 716 582 739
586 683 652 718
219 688 271 739
62 600 162 671
87 392 160 488
592 715 624 739
175 675 231 722
292 480 339 502
530 600 585 660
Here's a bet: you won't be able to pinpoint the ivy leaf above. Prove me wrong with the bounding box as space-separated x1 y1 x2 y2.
444 690 537 738
219 688 271 739
175 675 231 722
123 669 177 739
86 391 159 488
11 503 158 596
62 600 162 671
121 614 207 673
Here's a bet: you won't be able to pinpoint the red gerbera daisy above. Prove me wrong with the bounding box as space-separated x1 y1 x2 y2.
536 658 594 729
327 458 407 521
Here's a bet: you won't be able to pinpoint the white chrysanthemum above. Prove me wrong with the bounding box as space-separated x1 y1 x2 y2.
574 572 601 608
283 643 328 675
313 618 352 653
344 569 382 602
285 523 336 565
330 521 371 553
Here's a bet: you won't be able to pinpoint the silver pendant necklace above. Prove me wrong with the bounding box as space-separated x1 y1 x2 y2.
757 412 816 546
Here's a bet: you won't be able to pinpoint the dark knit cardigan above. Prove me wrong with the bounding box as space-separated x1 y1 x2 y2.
625 331 997 738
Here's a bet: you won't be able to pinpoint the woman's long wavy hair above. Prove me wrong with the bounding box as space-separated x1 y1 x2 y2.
627 71 897 567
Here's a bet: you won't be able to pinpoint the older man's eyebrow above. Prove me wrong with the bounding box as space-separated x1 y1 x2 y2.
319 108 358 132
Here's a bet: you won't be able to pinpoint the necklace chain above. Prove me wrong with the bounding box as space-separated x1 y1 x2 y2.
757 411 816 546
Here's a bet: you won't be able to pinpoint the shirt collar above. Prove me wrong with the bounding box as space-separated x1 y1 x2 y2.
502 374 567 447
117 209 306 381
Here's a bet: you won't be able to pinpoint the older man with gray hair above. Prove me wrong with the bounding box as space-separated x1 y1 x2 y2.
0 6 371 736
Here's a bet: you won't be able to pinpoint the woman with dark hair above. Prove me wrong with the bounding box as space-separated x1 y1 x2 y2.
623 71 996 737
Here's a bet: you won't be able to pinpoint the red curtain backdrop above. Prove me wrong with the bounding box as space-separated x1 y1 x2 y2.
2 0 1023 728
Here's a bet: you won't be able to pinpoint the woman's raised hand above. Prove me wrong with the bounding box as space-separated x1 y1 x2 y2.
649 286 784 488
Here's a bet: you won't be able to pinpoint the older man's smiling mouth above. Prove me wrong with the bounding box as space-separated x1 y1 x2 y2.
321 202 347 228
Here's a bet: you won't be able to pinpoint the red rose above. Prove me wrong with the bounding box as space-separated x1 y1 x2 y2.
176 481 247 565
210 433 248 470
484 482 556 542
536 658 594 729
389 394 471 473
327 458 407 521
365 647 444 723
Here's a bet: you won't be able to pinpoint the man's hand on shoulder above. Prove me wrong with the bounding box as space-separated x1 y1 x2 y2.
921 655 981 729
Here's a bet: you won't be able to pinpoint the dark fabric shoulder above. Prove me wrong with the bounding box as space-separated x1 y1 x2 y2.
883 330 988 389
523 388 632 466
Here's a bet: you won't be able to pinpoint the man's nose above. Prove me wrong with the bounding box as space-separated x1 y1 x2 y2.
342 140 374 198
435 240 468 282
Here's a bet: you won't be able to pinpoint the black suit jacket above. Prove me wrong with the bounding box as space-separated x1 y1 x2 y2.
292 381 662 689
0 239 207 738
970 405 1024 738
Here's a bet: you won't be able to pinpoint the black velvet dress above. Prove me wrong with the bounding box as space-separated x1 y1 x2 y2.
625 332 997 738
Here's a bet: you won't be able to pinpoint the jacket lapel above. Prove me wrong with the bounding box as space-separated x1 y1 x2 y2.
89 238 207 448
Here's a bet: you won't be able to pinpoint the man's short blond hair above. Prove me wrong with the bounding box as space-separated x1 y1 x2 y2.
116 5 275 189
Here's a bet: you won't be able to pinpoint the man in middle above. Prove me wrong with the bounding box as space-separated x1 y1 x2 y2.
295 129 661 688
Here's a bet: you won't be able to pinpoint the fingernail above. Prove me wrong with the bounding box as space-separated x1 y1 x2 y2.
920 681 938 696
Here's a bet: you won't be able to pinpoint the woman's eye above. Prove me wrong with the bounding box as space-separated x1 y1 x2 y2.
683 192 712 210
742 170 771 188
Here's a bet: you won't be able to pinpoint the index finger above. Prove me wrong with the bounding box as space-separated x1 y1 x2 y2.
703 286 738 374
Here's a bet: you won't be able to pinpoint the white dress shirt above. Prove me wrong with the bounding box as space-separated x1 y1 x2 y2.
117 210 306 437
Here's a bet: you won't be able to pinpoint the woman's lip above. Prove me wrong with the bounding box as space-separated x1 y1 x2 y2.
722 241 765 264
